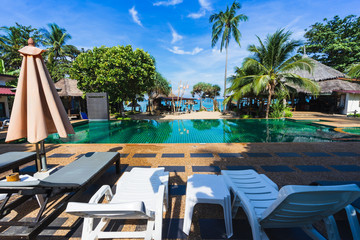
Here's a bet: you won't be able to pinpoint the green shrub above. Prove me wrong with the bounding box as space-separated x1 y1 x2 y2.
284 108 293 117
347 113 360 117
240 115 251 119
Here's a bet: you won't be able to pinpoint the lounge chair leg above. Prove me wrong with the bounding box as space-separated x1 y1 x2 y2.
34 193 51 223
0 193 12 216
302 225 327 240
344 205 360 240
324 216 340 240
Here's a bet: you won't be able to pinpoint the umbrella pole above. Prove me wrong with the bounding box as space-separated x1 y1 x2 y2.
35 143 41 172
36 141 48 172
40 140 48 171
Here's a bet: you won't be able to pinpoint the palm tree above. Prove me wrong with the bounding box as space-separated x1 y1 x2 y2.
348 63 360 78
209 1 248 111
229 29 319 118
0 23 43 71
41 23 78 63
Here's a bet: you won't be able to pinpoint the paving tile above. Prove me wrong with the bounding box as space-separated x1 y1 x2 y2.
199 218 312 240
331 152 360 157
120 153 129 158
169 185 186 196
162 153 185 158
192 166 220 172
261 165 294 172
218 153 242 158
39 218 68 236
246 152 272 158
295 165 330 172
190 153 214 158
226 166 256 171
162 218 187 239
303 152 332 157
199 218 252 239
133 153 157 158
159 166 185 172
275 152 302 157
48 153 74 158
124 166 151 172
331 165 360 172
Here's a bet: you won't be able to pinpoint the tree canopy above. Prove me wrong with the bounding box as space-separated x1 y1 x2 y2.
303 15 360 72
70 45 156 112
0 23 43 71
229 29 319 118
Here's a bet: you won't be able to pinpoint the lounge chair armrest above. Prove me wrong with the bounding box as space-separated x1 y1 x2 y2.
66 201 150 219
89 185 114 203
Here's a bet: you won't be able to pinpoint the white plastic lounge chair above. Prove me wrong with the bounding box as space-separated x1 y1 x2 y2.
313 181 360 240
0 152 120 239
66 167 169 240
0 151 36 173
222 170 360 240
0 119 9 130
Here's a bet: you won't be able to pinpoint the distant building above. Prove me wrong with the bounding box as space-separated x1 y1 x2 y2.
290 55 360 114
54 78 85 118
0 74 16 118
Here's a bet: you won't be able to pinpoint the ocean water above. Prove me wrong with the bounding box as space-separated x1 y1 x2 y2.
124 98 224 112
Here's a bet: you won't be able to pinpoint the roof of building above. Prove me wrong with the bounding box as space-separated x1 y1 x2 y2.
0 74 17 82
288 55 347 82
54 78 83 97
0 86 15 96
287 56 360 94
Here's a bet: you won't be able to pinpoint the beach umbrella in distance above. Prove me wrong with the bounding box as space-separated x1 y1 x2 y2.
5 38 75 171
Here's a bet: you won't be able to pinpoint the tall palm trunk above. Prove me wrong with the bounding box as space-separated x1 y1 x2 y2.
266 87 272 119
223 38 229 113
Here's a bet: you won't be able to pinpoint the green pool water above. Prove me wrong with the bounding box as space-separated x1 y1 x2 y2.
45 119 356 144
342 127 360 135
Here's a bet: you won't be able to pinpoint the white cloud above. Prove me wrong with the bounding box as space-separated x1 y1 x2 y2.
169 24 183 44
129 6 143 27
199 0 212 11
285 16 302 29
153 0 183 6
187 9 206 19
168 46 203 55
188 0 212 19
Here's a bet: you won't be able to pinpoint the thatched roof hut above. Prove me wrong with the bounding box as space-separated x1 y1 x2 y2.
54 78 83 97
288 56 360 94
289 55 346 82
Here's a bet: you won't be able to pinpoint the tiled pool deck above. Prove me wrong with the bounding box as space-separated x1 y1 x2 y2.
0 142 359 239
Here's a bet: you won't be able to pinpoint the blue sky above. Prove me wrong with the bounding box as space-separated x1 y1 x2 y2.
2 0 360 97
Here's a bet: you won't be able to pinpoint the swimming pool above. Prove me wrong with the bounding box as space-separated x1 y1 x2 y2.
342 127 360 135
45 119 357 144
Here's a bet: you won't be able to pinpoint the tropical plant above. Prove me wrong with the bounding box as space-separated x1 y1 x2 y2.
147 71 171 113
209 1 248 110
348 63 360 78
0 23 43 71
41 23 79 63
70 45 156 114
303 15 360 72
229 29 319 118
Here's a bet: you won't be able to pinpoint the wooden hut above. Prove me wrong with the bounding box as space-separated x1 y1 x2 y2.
289 55 360 114
0 74 16 119
54 78 85 118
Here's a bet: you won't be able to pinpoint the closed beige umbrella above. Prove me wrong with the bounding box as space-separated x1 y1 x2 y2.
5 38 74 171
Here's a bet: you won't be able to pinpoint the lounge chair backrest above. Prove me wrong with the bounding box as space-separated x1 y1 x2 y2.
260 184 360 228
